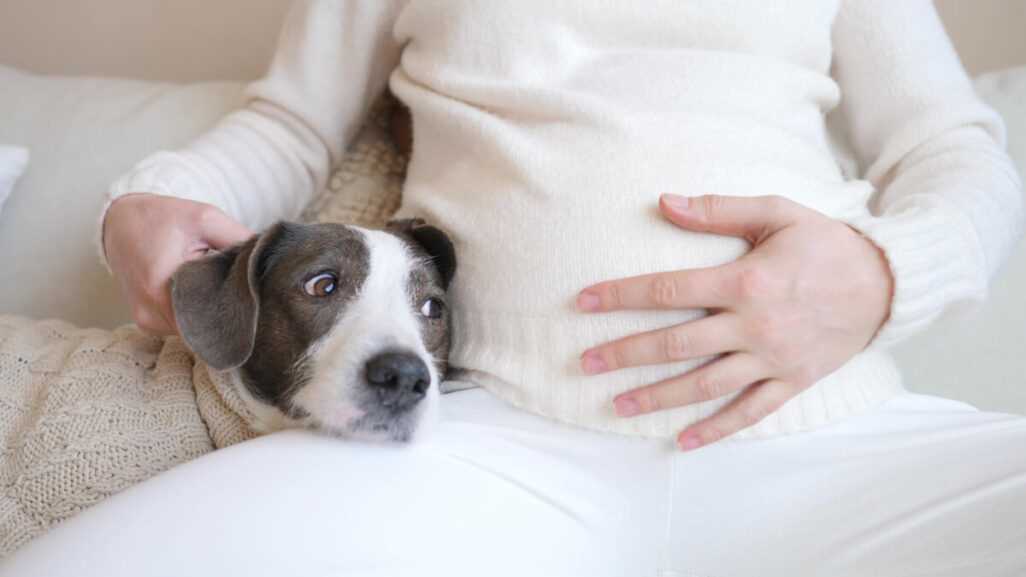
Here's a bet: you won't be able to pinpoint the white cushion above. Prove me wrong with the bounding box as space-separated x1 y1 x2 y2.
0 146 29 215
892 66 1026 415
0 65 243 327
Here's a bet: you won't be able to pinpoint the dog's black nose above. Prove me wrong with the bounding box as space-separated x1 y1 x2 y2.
364 352 431 410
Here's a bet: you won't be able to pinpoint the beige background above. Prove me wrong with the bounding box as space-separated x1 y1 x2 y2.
0 0 1024 82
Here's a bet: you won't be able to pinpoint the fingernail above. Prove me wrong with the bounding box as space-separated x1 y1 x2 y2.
614 397 641 417
581 351 608 375
577 290 601 312
678 432 702 452
663 194 690 212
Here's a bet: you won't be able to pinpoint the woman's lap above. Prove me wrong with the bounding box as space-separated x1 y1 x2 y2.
4 389 1024 577
666 394 1026 576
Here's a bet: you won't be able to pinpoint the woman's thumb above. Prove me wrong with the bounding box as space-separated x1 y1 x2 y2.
201 210 255 250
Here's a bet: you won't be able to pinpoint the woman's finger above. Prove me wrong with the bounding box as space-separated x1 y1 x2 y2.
676 379 793 451
578 264 739 313
198 205 255 250
659 194 802 244
581 313 744 374
151 288 180 335
612 353 768 417
132 300 175 336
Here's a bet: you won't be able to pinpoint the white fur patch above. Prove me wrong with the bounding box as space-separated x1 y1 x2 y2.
289 228 440 440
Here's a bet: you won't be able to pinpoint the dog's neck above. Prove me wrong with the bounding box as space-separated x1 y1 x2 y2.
191 361 292 448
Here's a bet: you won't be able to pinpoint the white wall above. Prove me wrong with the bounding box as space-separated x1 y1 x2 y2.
0 0 290 81
0 0 1024 81
937 0 1026 74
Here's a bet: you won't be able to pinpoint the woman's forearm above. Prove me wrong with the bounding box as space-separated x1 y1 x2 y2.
102 0 405 259
833 0 1025 346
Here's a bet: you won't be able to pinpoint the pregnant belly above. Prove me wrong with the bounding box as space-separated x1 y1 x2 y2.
401 114 873 314
397 117 876 433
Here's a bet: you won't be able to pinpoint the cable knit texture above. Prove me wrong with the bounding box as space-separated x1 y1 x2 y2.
102 0 1023 439
0 318 256 556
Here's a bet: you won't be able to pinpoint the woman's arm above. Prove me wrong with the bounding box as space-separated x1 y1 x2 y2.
101 0 406 335
106 0 406 232
833 0 1025 346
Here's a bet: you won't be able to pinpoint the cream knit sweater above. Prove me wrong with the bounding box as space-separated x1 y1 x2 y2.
106 0 1023 439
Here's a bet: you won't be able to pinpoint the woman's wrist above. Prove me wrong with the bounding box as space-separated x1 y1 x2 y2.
102 193 154 259
843 205 988 348
845 223 895 345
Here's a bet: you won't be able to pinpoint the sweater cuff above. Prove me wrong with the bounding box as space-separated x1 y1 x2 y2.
97 153 232 272
844 202 988 349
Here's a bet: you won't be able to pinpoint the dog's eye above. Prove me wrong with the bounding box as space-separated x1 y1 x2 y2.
420 297 445 319
304 273 338 297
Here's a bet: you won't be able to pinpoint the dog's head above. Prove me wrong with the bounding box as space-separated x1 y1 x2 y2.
170 219 456 442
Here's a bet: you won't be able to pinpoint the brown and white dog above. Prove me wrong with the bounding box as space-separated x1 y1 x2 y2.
173 218 457 442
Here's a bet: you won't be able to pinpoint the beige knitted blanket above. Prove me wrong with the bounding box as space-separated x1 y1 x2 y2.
0 316 259 556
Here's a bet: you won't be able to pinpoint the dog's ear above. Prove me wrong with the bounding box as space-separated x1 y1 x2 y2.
171 224 285 370
388 219 457 290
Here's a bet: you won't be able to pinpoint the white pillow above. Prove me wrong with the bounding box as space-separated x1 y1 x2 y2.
0 146 29 214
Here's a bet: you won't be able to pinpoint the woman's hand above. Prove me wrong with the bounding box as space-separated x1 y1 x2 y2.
577 194 894 451
103 194 254 336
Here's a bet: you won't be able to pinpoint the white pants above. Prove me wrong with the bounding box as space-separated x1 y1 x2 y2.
4 388 1026 577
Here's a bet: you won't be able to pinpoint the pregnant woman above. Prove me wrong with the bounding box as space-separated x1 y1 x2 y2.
25 1 1023 575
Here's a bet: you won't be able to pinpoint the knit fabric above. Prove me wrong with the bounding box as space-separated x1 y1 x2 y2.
0 317 253 556
301 95 406 227
103 0 1024 439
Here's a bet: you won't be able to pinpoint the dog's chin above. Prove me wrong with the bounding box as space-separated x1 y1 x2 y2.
341 421 417 444
354 398 435 443
300 402 428 444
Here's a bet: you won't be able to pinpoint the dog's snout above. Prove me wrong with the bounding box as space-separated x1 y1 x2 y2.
365 352 430 409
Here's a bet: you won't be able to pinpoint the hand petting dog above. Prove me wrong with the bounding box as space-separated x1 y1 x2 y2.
577 194 894 452
103 194 254 336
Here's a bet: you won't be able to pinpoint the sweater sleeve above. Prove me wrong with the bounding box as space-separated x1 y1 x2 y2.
102 0 405 256
832 0 1025 347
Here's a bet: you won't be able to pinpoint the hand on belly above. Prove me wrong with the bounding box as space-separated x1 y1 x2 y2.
576 194 894 451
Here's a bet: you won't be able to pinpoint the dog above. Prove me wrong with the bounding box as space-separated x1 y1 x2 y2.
172 218 457 443
0 218 456 555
